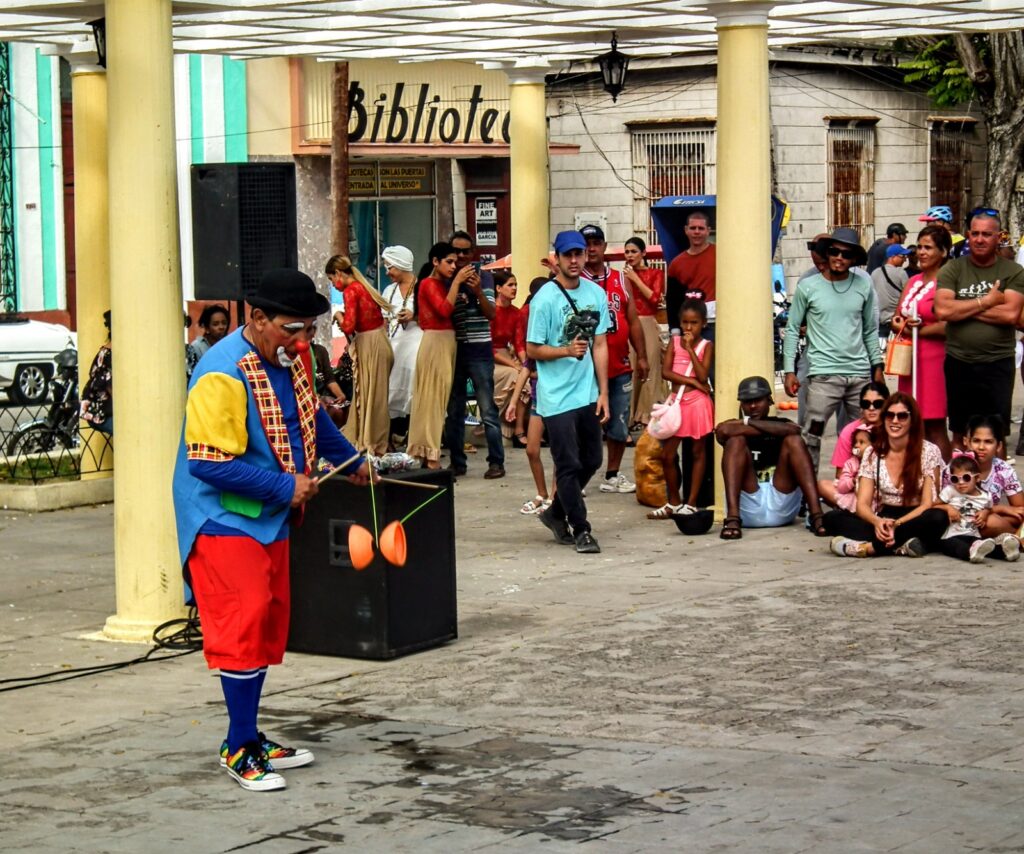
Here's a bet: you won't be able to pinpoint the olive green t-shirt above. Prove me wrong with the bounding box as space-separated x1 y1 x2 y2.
937 256 1024 362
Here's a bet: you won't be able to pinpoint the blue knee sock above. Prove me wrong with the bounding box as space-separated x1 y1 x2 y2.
253 668 267 734
220 669 261 752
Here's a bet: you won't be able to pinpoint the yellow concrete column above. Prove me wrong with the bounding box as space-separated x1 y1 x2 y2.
102 0 187 641
714 4 774 512
507 62 550 304
69 51 112 480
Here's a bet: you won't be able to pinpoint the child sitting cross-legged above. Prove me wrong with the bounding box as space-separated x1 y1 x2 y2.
935 452 1021 563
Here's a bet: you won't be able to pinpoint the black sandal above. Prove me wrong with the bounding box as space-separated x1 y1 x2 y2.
512 433 528 449
720 516 742 540
808 512 829 537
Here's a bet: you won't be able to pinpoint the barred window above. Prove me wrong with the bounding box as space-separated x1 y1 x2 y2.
826 124 875 246
630 124 716 249
930 119 977 228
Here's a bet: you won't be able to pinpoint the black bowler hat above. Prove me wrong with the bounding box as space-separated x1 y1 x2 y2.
247 268 330 317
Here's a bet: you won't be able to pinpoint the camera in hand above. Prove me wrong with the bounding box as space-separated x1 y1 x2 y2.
565 310 601 360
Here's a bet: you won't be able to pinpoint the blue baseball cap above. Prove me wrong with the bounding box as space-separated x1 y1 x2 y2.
886 244 912 258
553 230 586 254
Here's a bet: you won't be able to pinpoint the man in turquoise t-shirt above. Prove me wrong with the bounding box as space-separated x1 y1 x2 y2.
783 227 885 475
527 230 610 553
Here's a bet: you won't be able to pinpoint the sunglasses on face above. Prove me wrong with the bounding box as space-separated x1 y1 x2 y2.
883 410 911 422
453 247 473 256
949 473 977 484
826 247 857 260
860 398 884 410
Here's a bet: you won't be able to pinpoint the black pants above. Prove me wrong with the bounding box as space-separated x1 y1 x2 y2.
944 353 1014 436
823 506 948 555
939 535 1011 561
543 403 604 535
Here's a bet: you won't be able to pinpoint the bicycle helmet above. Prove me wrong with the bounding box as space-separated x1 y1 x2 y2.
919 205 953 224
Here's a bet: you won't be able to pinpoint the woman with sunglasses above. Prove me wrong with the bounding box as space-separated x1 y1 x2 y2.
829 381 888 477
827 392 947 557
890 225 953 460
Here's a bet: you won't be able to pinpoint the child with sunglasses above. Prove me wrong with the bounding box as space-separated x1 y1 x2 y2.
936 452 1020 562
942 414 1024 538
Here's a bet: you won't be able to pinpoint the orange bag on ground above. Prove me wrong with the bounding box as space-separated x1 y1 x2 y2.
634 432 667 507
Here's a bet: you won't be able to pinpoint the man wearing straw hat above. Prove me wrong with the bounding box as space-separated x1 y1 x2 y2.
173 269 373 793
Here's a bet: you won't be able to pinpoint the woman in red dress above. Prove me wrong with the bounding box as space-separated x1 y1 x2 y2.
623 236 668 427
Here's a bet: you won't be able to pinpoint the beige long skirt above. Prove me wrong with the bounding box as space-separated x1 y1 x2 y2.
407 329 456 462
342 326 394 455
630 314 669 426
492 363 522 439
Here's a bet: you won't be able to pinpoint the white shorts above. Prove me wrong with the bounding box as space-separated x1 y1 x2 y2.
740 481 802 528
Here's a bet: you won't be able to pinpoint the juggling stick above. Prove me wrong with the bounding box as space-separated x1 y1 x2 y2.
316 452 363 485
375 476 441 491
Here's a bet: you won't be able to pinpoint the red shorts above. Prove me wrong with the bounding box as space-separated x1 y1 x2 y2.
188 535 290 671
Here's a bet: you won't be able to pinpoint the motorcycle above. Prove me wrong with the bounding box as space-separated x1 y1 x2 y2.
772 282 790 375
5 348 79 457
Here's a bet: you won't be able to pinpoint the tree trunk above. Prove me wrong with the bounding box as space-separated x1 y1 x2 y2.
955 31 1024 238
330 62 349 257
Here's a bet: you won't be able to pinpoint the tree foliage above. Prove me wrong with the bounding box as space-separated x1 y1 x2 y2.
898 31 1024 237
898 36 985 107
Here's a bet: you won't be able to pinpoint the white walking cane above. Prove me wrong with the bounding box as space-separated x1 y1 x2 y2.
910 304 919 399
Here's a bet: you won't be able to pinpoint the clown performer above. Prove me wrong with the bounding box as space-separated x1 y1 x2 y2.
173 269 373 792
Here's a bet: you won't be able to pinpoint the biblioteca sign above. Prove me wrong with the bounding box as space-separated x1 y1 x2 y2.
348 81 511 145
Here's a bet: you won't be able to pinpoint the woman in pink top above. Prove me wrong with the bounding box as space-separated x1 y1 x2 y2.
890 225 952 460
624 236 668 427
830 381 887 476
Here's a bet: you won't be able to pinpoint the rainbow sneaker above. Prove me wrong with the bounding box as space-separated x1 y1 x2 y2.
223 741 286 792
220 732 315 770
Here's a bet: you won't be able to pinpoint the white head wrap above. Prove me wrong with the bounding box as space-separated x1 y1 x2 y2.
381 245 414 272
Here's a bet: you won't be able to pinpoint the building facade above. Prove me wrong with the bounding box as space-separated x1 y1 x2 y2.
546 48 986 289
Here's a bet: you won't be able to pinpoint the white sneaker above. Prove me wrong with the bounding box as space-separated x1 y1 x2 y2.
599 474 636 494
830 536 869 558
995 533 1020 562
969 538 996 564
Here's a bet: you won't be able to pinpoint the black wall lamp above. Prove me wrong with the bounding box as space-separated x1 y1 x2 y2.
89 17 106 68
596 32 629 102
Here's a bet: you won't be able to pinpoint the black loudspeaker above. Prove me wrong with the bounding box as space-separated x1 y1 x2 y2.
288 469 457 660
191 163 298 301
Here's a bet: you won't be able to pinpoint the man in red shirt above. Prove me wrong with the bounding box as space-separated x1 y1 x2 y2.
666 211 716 340
580 224 648 493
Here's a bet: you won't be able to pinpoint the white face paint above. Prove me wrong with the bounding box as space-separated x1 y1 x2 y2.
276 346 296 368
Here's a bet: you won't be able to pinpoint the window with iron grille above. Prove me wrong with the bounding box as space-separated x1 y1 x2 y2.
826 124 875 247
930 119 976 228
630 124 716 249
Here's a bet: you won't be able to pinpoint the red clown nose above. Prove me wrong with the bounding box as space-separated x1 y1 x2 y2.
294 339 310 353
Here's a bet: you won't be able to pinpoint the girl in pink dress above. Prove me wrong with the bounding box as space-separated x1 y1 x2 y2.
647 299 715 519
891 225 952 460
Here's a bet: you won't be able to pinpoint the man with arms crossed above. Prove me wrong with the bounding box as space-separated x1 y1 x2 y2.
935 210 1024 448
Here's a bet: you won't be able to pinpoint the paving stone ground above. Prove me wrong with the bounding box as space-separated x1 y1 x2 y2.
1 436 1022 853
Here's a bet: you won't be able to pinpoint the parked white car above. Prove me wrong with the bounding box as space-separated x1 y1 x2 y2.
0 316 77 405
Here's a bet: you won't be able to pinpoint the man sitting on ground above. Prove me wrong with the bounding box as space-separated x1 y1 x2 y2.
715 376 828 540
